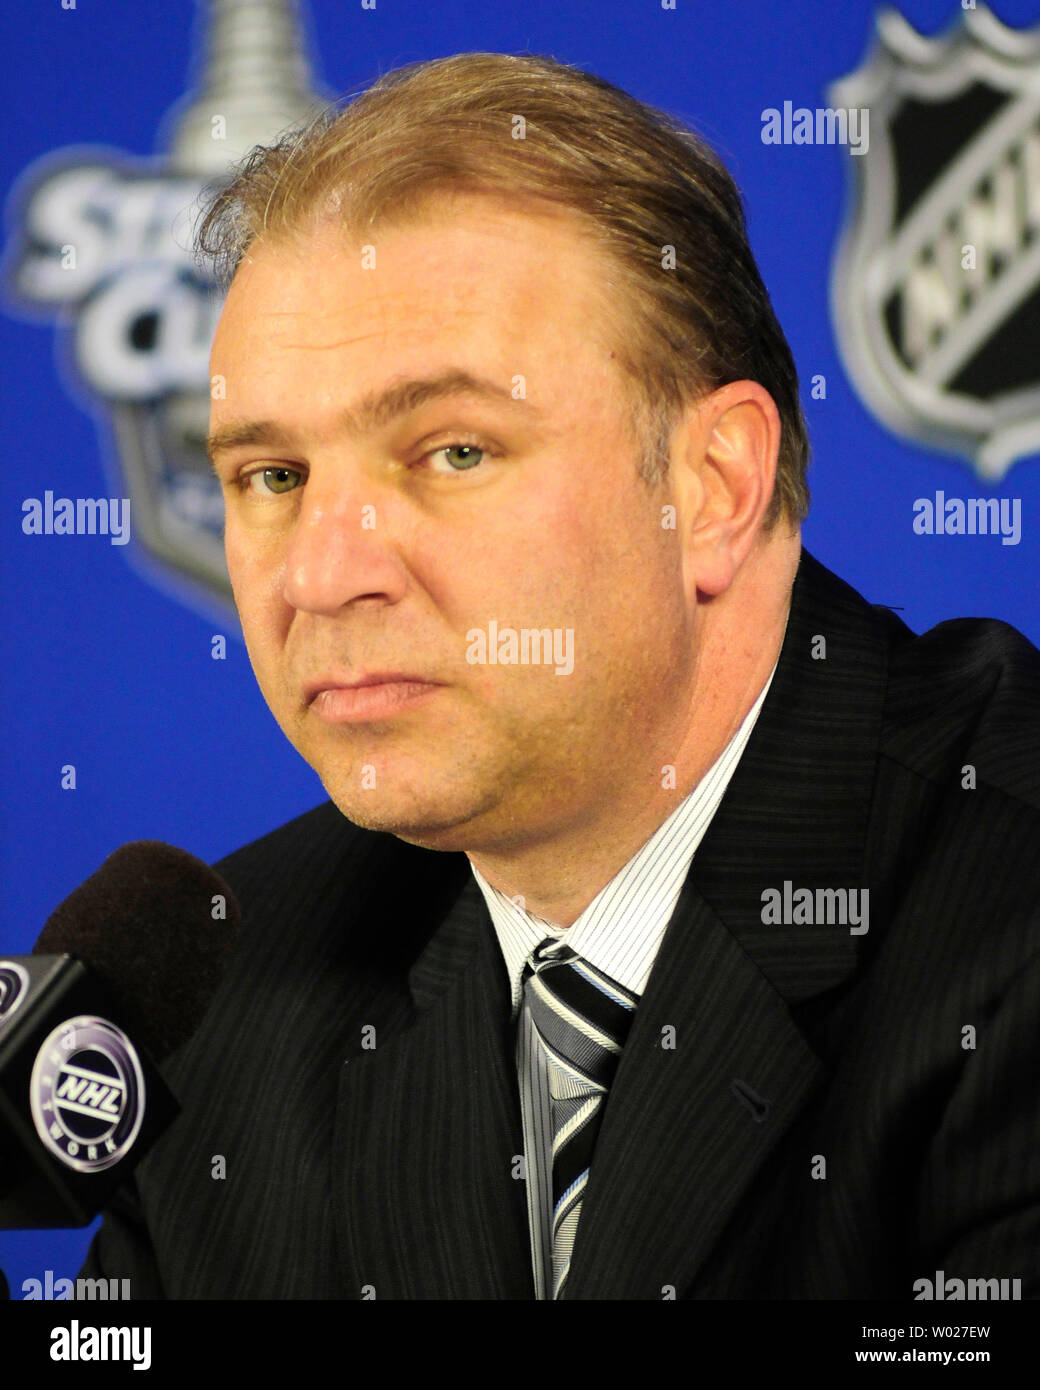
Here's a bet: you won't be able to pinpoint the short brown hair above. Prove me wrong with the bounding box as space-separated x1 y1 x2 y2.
196 52 810 527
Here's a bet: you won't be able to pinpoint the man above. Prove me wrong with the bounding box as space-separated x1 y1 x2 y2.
82 52 1039 1299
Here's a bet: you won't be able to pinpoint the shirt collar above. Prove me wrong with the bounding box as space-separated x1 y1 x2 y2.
472 661 778 1017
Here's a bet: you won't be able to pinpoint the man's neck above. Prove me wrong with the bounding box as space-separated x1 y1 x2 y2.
466 581 791 926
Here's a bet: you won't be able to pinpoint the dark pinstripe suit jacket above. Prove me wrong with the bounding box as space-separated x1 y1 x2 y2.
82 549 1040 1299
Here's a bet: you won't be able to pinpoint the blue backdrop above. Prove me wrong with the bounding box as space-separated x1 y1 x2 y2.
2 0 1038 1296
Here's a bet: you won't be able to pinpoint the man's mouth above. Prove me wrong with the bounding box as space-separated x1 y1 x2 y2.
304 672 444 723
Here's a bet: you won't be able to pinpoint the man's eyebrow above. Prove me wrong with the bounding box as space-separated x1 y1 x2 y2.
205 370 531 464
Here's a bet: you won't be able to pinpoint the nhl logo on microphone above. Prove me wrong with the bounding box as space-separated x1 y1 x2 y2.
30 1016 146 1173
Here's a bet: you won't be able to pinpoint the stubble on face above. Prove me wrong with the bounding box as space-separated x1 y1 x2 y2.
211 195 697 857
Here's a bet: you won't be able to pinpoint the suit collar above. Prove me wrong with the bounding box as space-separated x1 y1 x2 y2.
690 546 889 1002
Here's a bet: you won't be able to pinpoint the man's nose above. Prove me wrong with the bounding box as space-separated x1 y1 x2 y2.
281 481 410 614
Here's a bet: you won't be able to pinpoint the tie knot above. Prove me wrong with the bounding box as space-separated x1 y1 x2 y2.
530 937 574 969
521 941 638 1057
520 937 575 987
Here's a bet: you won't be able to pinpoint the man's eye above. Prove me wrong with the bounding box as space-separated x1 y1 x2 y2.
427 443 485 473
245 467 303 495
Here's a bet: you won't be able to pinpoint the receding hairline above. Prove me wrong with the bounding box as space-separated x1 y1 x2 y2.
224 180 636 295
215 184 674 436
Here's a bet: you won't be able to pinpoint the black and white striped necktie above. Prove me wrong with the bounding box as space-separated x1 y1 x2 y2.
521 938 638 1299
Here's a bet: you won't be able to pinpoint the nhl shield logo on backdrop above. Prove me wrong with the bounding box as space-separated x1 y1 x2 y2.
830 5 1040 481
2 0 327 615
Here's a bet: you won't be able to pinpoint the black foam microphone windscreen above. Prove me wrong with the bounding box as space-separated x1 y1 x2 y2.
0 841 241 1228
32 840 242 1059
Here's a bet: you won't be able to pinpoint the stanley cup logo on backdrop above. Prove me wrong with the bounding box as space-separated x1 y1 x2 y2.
830 5 1040 481
4 0 329 612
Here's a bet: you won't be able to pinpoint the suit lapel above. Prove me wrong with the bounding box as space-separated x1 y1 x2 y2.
690 549 891 1000
564 550 892 1298
562 878 827 1299
332 874 533 1298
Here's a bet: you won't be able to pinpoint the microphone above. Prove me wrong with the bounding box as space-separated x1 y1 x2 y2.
0 841 240 1228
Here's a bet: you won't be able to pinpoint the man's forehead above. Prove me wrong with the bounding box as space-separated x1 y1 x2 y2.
210 194 628 419
220 191 613 320
207 193 645 465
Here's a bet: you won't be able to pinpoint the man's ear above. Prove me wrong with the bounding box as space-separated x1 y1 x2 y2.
674 380 781 599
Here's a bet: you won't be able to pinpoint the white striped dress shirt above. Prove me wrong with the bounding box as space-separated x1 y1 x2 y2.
470 666 777 1298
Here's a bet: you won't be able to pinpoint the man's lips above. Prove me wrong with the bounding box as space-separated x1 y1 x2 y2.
304 673 445 723
303 671 439 702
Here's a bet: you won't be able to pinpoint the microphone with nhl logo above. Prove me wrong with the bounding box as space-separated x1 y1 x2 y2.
0 841 240 1231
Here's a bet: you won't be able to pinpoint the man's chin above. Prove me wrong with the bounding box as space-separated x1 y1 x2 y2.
321 783 491 852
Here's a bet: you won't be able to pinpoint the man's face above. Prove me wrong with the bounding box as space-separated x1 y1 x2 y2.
209 194 700 854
